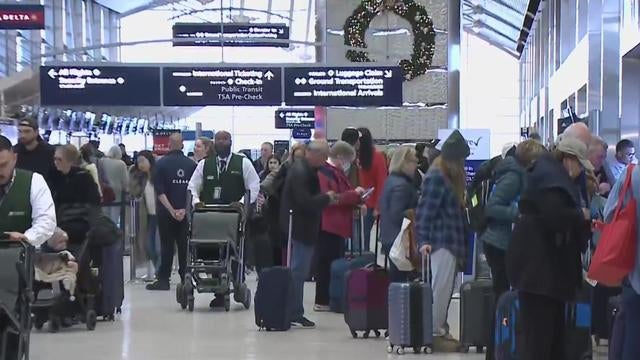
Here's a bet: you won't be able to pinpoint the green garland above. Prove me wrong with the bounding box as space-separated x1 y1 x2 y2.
343 0 436 81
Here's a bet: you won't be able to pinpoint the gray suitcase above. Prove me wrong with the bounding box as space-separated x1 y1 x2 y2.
387 255 433 355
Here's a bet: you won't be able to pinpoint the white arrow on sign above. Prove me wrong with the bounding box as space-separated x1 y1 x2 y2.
265 71 274 80
48 69 57 79
384 70 393 78
279 113 285 118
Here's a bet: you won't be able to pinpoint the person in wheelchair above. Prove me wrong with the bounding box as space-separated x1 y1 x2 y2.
188 130 260 308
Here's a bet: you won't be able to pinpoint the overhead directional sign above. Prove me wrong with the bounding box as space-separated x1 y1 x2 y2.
173 23 290 47
283 66 403 107
275 108 315 129
0 4 45 30
292 128 312 139
163 66 282 106
40 66 161 106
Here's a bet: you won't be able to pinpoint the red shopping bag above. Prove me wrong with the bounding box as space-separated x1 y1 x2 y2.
588 165 638 286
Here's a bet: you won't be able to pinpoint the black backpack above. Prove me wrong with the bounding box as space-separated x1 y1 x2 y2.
467 156 503 234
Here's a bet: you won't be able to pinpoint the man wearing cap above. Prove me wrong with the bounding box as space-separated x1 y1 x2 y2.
506 136 592 360
0 135 56 247
14 116 57 186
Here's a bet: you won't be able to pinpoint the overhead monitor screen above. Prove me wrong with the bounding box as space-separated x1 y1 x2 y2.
163 66 282 106
283 66 403 107
172 23 289 47
40 66 162 106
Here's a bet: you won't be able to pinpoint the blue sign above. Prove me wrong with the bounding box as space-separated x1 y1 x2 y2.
182 130 215 141
162 66 282 106
275 108 315 129
292 128 312 139
283 66 403 107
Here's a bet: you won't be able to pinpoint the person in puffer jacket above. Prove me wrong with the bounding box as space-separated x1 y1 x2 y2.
314 141 365 312
480 139 546 360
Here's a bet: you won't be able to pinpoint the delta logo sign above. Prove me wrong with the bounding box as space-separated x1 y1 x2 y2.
0 5 45 30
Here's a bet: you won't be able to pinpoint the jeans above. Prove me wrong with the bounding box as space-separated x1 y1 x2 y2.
483 243 510 360
289 239 315 321
146 214 159 272
623 285 640 360
157 212 189 282
315 231 345 306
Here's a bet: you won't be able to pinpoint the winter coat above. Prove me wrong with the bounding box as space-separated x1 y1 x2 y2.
379 172 418 250
318 162 361 238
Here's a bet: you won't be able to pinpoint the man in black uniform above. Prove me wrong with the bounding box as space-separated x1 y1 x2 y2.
147 133 196 291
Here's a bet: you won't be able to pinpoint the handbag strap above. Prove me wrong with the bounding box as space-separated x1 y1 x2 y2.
613 164 636 218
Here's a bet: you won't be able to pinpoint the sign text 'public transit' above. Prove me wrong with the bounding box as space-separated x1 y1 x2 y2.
274 109 315 129
172 23 289 47
283 66 403 107
40 66 161 106
0 4 45 30
162 67 282 106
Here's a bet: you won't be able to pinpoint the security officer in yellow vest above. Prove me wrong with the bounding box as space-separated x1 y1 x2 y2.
187 130 260 308
0 135 56 247
188 130 260 207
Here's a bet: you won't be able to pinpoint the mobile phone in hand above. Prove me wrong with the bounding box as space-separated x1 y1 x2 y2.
361 187 375 199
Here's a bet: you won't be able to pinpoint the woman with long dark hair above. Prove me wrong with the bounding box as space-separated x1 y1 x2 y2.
416 130 470 352
129 150 159 278
356 127 388 252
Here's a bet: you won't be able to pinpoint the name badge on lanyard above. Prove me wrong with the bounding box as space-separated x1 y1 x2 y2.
213 187 222 200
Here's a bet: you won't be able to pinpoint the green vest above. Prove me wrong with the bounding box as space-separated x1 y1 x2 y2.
201 154 246 204
0 169 33 234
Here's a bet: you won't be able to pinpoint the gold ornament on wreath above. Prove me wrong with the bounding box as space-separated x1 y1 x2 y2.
343 0 436 81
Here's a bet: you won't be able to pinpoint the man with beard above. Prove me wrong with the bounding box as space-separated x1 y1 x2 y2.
188 131 259 206
13 116 57 185
187 130 260 307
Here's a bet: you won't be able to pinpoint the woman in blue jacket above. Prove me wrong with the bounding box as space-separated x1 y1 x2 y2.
379 146 419 282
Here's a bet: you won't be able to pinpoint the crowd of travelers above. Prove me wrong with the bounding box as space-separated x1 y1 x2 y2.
2 113 640 359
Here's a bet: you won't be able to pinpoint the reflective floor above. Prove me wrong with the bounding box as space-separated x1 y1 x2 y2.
30 269 610 360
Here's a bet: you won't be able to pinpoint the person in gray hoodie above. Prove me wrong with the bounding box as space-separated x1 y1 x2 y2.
480 139 546 360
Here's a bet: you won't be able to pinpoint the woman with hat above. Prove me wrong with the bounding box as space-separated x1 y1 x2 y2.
416 130 470 352
506 137 592 360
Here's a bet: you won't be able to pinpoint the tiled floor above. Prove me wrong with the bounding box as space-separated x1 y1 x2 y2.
29 269 610 360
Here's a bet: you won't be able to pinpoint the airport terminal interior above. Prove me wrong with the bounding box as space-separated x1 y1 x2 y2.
1 0 640 359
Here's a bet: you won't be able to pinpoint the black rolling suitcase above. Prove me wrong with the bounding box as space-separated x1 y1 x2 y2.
460 279 494 353
254 210 294 331
97 240 124 320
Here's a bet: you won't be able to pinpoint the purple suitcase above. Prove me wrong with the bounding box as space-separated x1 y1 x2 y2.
344 264 389 338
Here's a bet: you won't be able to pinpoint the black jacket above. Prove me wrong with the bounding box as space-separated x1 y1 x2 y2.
14 139 57 185
51 167 101 244
279 158 330 245
506 154 589 301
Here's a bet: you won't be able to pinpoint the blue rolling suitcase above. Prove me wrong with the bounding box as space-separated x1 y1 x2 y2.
329 211 375 313
254 210 294 331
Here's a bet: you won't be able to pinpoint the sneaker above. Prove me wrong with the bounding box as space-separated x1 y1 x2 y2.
431 335 462 353
291 317 316 329
146 280 169 291
313 304 330 312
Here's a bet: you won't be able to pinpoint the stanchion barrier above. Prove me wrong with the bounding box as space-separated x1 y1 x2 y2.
129 198 143 283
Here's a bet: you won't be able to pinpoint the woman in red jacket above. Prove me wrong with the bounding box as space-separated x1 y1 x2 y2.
357 127 389 252
314 141 365 311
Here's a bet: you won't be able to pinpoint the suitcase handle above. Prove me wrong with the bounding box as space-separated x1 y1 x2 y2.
287 209 293 268
421 253 431 285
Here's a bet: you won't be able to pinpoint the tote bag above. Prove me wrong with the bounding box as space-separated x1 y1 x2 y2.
588 165 638 286
389 217 415 271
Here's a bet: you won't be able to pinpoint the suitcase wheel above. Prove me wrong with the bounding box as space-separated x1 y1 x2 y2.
424 346 433 354
476 345 484 354
350 330 358 339
396 347 404 355
387 345 393 354
116 307 121 314
413 347 422 354
363 331 370 339
85 310 97 331
373 330 381 338
462 345 469 353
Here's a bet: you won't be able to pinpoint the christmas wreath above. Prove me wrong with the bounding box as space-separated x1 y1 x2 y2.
343 0 436 81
